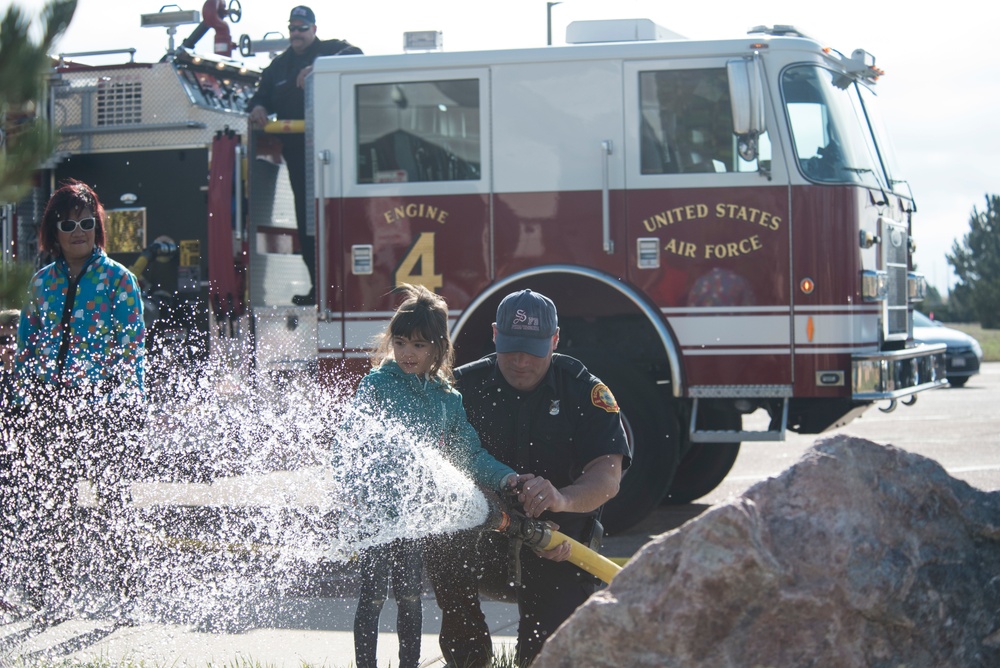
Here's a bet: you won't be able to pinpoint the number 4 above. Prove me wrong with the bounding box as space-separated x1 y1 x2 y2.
394 232 443 292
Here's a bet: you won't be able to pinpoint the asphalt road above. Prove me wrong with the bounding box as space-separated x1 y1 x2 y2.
604 361 1000 558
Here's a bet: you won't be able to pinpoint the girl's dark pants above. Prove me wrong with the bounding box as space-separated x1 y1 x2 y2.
354 537 423 668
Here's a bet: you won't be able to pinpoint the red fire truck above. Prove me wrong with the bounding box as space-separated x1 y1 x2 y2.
6 10 946 532
240 18 944 531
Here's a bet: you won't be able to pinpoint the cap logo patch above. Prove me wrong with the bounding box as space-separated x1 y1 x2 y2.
591 384 619 413
511 308 541 333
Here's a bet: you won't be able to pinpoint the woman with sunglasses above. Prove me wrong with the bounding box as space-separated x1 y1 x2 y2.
5 178 145 624
15 178 145 397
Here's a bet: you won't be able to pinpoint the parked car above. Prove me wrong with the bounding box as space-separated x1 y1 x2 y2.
913 311 983 387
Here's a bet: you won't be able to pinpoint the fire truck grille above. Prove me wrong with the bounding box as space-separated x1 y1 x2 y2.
884 221 909 338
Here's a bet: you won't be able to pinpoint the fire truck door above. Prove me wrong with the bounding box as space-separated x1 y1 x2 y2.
623 59 793 388
326 69 492 364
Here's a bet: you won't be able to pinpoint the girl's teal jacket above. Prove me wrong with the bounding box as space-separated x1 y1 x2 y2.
16 248 145 398
353 360 515 492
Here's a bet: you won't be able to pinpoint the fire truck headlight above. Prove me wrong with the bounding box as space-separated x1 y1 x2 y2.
907 272 927 302
861 270 888 302
859 229 880 249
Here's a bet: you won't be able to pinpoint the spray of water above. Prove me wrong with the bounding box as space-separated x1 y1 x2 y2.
0 341 491 646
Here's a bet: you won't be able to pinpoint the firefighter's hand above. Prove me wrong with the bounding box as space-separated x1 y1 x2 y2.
515 474 562 518
296 65 314 88
536 523 572 562
249 105 269 129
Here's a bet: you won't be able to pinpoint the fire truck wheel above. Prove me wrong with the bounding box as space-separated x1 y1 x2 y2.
664 408 742 505
663 442 741 504
576 356 680 535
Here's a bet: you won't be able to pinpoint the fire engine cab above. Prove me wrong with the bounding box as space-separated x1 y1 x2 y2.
270 18 946 530
5 9 947 532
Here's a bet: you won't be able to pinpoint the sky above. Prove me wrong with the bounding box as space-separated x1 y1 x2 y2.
6 0 999 294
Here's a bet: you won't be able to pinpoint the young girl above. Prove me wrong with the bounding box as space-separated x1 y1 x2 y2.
349 284 517 668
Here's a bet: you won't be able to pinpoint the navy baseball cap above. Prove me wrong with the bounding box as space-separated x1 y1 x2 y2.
289 6 316 25
494 290 558 357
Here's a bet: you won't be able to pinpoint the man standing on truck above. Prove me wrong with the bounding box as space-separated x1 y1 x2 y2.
248 5 361 306
426 289 630 666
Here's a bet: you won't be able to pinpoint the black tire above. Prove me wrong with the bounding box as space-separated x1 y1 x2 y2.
664 405 741 505
948 377 968 388
574 355 680 535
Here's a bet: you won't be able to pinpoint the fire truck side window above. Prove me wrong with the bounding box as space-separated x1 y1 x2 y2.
355 79 481 184
639 68 764 175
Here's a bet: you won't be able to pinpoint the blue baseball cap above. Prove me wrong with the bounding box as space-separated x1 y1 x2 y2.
494 290 558 357
289 6 316 25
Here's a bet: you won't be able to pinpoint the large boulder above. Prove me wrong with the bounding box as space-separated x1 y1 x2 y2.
534 435 1000 667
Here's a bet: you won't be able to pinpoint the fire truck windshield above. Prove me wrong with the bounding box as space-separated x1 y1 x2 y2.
856 84 910 197
781 65 887 190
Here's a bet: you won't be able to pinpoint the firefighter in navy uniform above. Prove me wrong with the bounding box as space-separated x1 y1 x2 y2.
427 289 630 667
248 5 362 305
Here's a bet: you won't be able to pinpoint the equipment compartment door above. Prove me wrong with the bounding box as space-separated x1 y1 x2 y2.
489 57 627 279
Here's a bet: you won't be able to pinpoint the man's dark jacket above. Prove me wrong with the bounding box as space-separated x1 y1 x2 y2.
248 38 361 120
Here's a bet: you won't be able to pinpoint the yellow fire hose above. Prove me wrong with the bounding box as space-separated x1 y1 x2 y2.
491 507 622 584
544 528 622 584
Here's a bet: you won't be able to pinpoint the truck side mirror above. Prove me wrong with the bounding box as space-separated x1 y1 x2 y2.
727 55 766 161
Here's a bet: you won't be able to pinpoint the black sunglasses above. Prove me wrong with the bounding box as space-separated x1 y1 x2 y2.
288 24 312 33
57 217 96 233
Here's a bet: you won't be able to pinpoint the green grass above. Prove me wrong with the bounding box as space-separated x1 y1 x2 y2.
27 661 331 668
26 662 287 668
24 661 324 668
25 646 523 668
947 323 1000 362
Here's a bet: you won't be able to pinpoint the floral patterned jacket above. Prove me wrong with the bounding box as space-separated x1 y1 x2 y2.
16 248 145 399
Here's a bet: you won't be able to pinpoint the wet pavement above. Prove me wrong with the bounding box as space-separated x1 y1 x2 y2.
0 596 522 667
1 520 679 668
1 472 649 668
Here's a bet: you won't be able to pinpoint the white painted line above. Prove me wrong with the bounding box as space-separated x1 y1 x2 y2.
947 465 1000 474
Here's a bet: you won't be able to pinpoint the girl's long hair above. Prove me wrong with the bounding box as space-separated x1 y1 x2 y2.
370 284 455 384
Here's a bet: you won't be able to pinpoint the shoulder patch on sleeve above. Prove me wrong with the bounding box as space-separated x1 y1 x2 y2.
591 383 619 413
